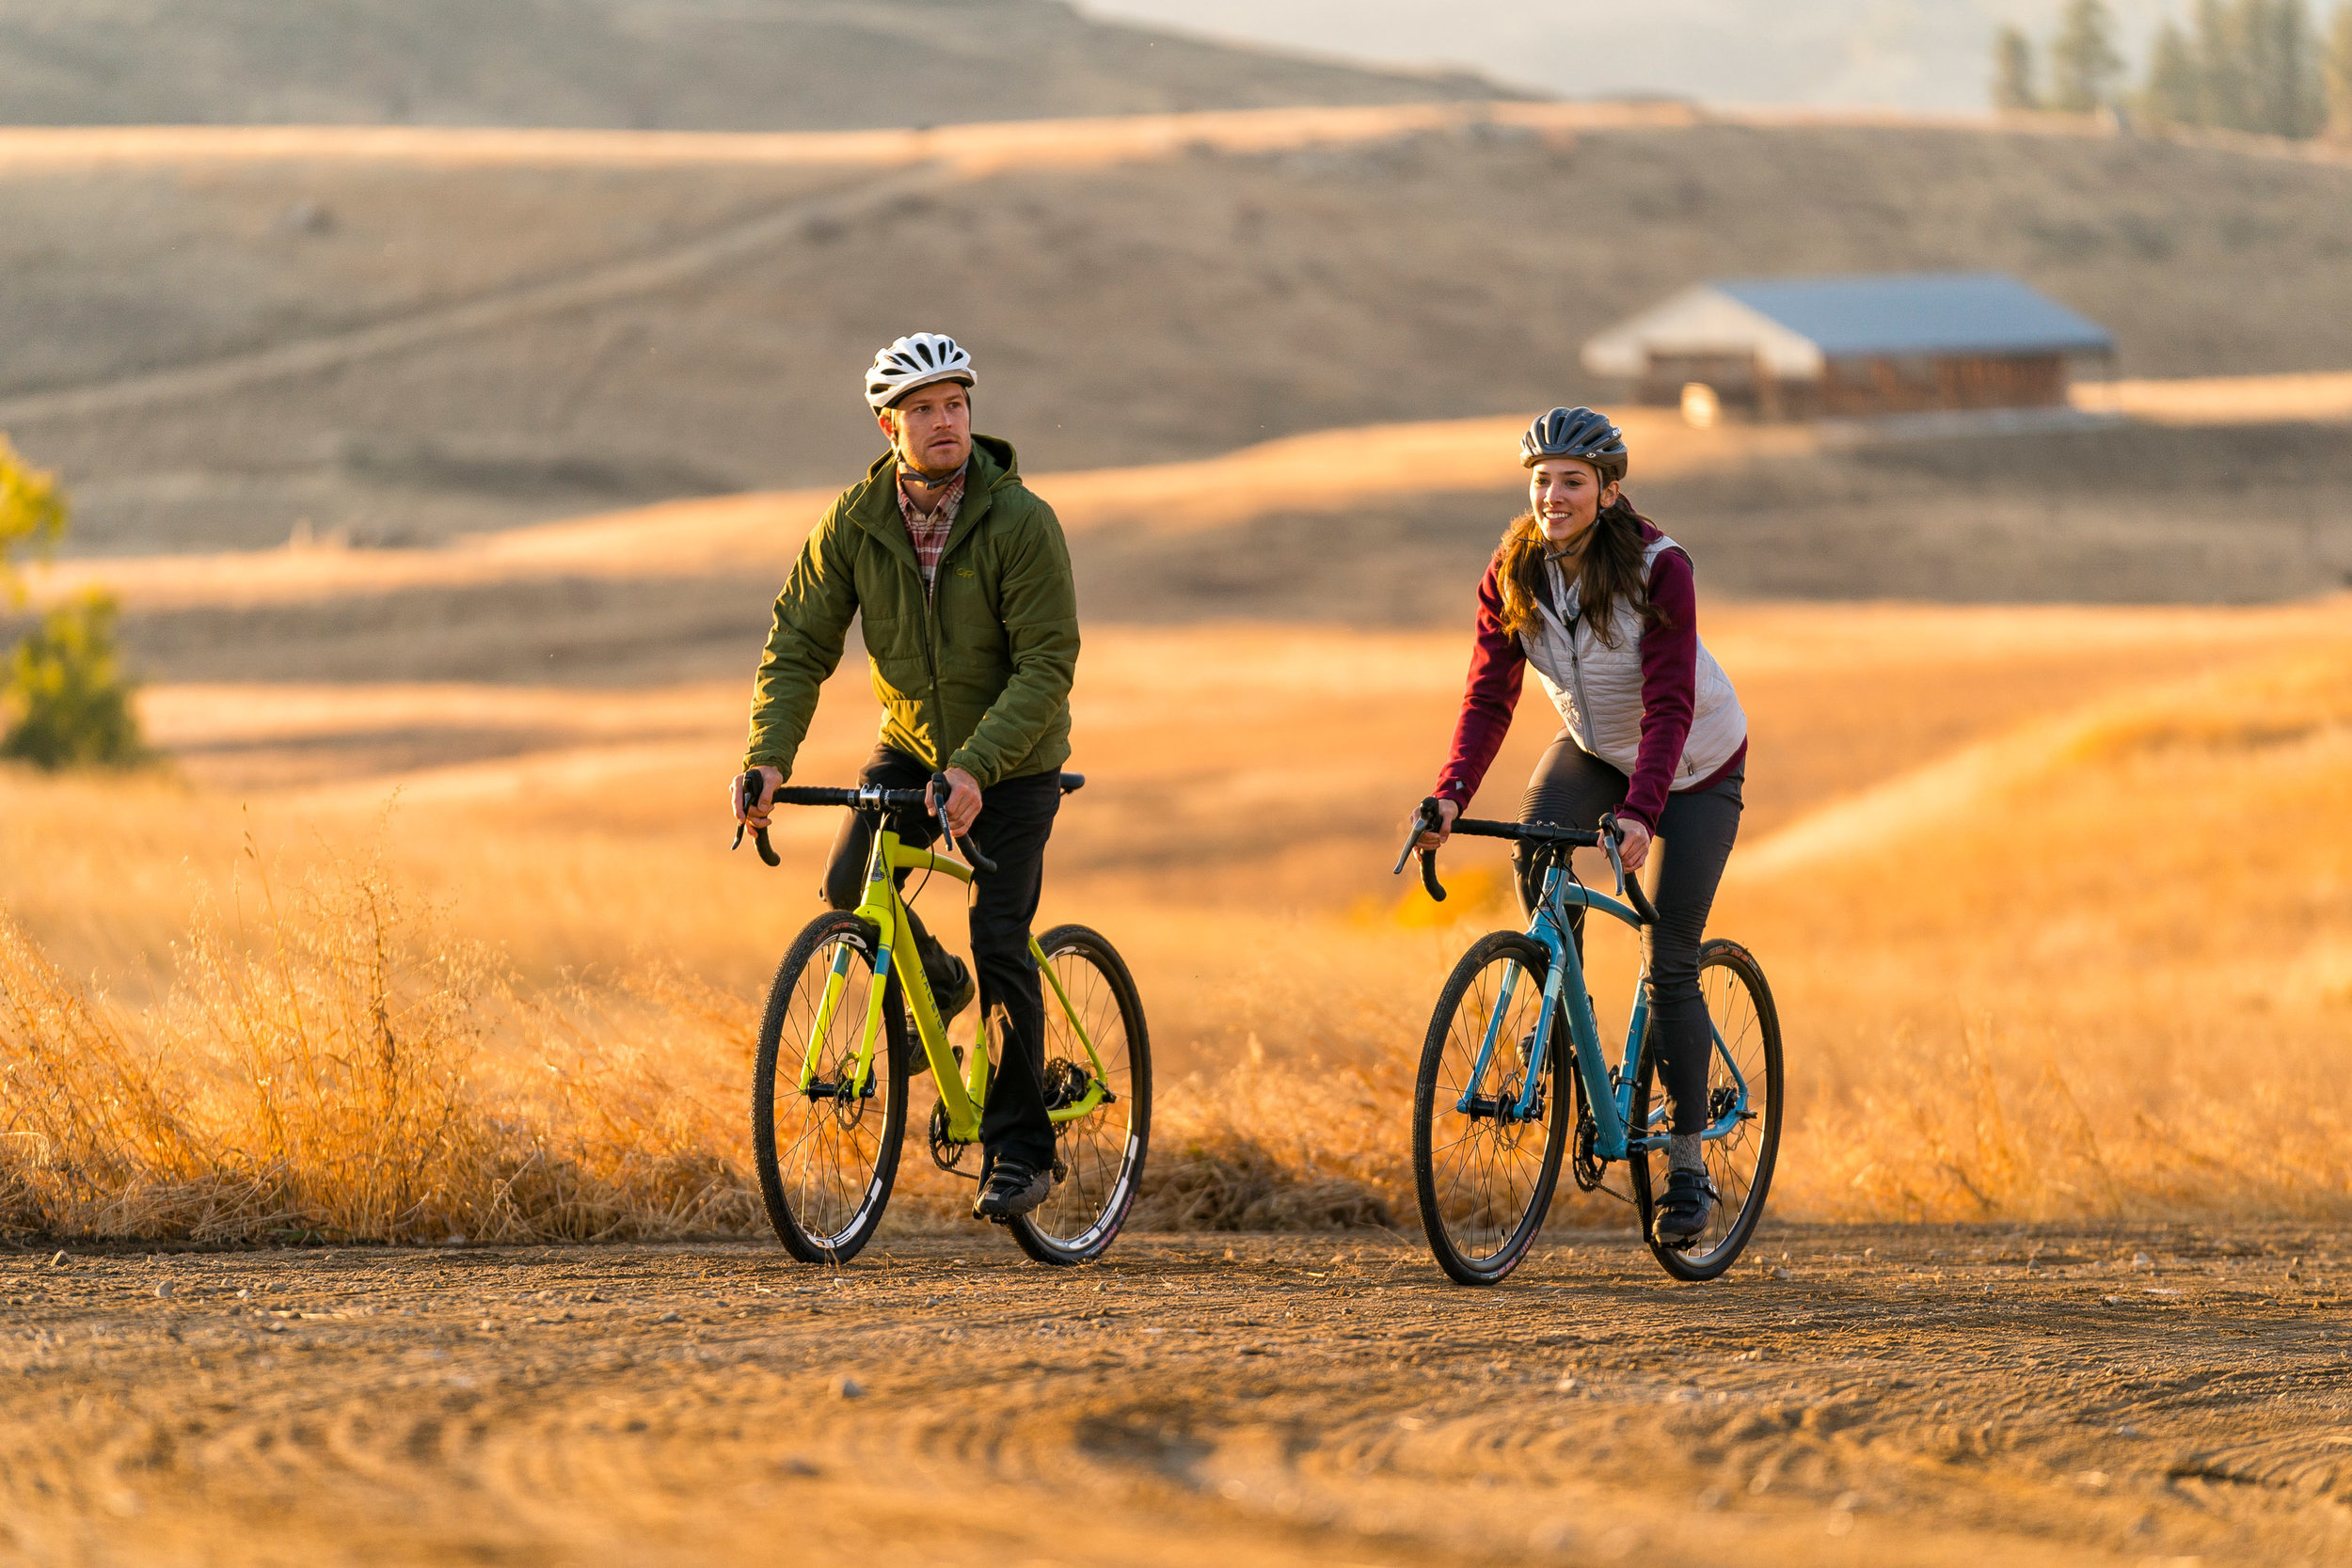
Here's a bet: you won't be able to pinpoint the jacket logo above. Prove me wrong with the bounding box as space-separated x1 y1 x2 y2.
956 566 975 578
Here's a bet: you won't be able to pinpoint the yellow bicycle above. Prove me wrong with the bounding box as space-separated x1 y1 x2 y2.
740 773 1149 1266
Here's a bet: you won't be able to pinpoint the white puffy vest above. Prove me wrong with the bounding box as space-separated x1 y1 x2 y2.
1519 535 1747 790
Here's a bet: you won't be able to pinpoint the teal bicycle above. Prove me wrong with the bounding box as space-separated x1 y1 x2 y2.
1395 800 1782 1284
739 772 1149 1267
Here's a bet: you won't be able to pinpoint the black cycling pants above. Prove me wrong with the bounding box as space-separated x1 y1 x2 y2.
1513 734 1743 1136
822 745 1061 1170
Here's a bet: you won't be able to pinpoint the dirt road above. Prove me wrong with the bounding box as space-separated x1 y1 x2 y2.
6 1226 2346 1566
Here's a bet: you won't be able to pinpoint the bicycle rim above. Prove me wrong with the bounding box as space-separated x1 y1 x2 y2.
1629 939 1782 1282
1412 931 1569 1287
752 911 909 1264
1008 924 1151 1266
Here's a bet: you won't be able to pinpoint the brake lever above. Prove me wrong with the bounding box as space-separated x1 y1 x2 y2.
732 770 779 866
1393 798 1447 902
930 771 1000 875
1597 812 1656 925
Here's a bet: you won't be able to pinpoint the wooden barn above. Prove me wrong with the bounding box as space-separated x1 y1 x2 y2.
1581 272 2115 420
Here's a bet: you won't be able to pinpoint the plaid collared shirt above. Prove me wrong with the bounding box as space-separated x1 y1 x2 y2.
896 468 964 592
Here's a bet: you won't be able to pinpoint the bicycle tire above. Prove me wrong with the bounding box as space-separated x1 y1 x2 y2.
1628 938 1783 1283
751 911 910 1265
1412 930 1571 1287
1006 924 1151 1267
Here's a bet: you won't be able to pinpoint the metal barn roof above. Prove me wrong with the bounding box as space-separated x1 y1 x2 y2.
1581 272 2112 380
1714 273 2113 358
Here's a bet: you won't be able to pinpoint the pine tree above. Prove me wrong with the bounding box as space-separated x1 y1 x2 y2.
1994 24 2042 110
2198 0 2254 127
2144 21 2205 121
2052 0 2126 112
2321 0 2352 132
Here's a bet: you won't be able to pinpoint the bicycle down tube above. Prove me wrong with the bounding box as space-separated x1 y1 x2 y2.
796 824 1110 1147
1443 838 1751 1163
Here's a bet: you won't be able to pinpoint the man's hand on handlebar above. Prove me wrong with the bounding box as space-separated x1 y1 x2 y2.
1613 815 1652 873
1415 797 1459 850
927 765 981 836
733 765 782 829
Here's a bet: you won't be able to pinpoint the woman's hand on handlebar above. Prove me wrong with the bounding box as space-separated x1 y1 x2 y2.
733 765 782 828
927 765 982 836
1416 796 1459 849
1613 815 1652 873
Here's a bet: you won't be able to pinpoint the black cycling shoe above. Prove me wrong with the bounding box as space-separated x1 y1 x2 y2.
1651 1167 1718 1250
972 1160 1053 1221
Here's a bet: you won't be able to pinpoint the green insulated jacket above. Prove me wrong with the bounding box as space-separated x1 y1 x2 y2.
742 436 1076 788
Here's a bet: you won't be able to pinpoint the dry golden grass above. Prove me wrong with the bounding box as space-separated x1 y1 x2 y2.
3 605 2349 1242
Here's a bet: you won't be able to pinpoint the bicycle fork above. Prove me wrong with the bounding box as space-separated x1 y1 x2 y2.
1453 924 1751 1164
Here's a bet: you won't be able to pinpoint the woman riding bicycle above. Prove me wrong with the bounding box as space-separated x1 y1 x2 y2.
1416 406 1749 1248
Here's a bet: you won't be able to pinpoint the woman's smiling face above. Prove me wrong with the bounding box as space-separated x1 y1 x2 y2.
1529 457 1618 546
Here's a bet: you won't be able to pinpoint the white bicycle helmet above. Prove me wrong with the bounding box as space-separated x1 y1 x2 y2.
864 332 977 409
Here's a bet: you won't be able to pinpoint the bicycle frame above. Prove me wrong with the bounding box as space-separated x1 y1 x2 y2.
1453 857 1750 1163
794 820 1112 1144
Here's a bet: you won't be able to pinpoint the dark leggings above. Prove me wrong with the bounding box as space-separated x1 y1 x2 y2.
1513 734 1743 1135
821 746 1062 1170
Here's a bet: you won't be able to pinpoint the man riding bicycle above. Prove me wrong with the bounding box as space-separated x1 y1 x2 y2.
731 332 1079 1221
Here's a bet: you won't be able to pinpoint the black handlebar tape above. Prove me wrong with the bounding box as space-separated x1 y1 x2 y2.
1624 877 1658 925
1451 817 1602 847
958 833 1001 875
732 771 783 866
1419 848 1447 902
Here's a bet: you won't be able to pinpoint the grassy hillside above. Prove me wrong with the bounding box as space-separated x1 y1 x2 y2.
5 118 2351 567
0 0 1499 129
5 602 2349 1240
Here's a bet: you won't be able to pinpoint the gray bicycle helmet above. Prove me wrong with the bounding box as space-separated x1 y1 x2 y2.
1520 406 1629 481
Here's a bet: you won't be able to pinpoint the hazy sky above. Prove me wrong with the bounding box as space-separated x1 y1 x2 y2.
1081 1 2182 111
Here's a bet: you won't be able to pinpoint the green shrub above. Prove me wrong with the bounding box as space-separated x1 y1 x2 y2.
1 436 151 771
0 435 68 607
1 592 149 772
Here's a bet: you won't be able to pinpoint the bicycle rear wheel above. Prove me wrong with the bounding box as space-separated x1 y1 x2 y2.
1412 931 1570 1287
1006 924 1151 1266
752 911 909 1264
1628 938 1783 1282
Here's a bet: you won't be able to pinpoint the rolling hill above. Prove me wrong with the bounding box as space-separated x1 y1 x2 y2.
5 110 2352 575
0 0 1502 129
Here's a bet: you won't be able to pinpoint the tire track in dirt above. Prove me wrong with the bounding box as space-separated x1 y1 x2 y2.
5 1228 2351 1566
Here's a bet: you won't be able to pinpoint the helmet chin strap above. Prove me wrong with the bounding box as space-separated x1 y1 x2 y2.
898 455 963 488
1542 516 1597 559
894 431 965 487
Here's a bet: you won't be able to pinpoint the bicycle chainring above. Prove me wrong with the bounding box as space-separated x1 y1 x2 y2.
928 1101 971 1173
1572 1111 1605 1192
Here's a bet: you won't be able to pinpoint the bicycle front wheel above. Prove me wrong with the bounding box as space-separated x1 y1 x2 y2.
1006 923 1151 1267
1412 931 1570 1287
751 911 909 1264
1628 938 1783 1283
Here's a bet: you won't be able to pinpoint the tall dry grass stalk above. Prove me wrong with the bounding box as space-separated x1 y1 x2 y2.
4 622 2348 1244
0 846 758 1244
